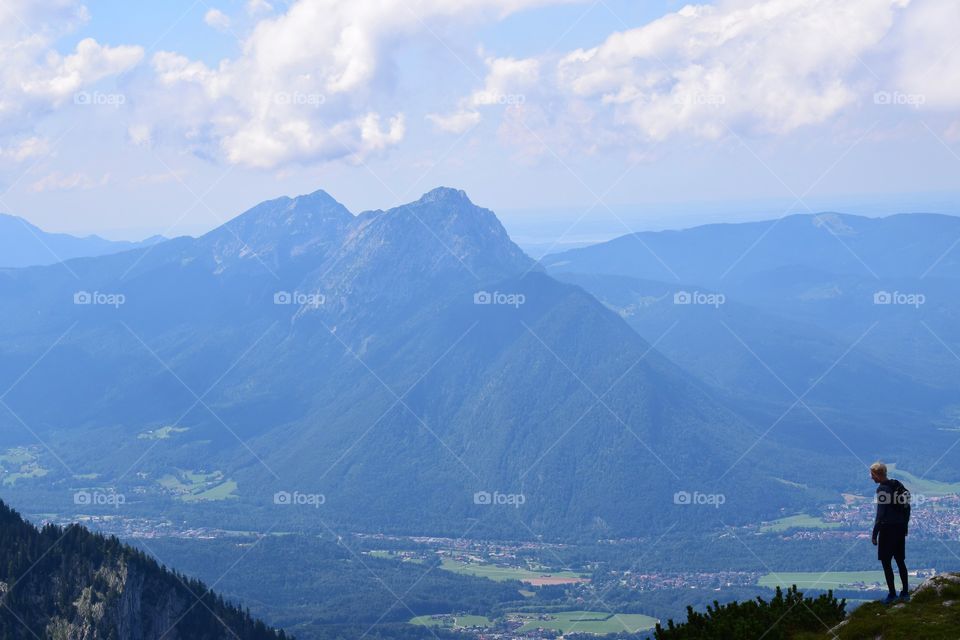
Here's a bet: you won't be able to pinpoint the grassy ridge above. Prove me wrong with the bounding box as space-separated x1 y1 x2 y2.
800 574 960 640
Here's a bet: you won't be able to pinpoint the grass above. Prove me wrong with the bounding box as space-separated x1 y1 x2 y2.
758 571 886 591
366 550 423 563
138 426 189 440
794 574 960 639
410 611 658 635
511 611 658 634
440 558 586 583
0 448 34 465
761 513 842 533
2 463 49 486
181 479 239 502
158 469 238 502
410 614 492 629
0 448 49 486
887 464 960 498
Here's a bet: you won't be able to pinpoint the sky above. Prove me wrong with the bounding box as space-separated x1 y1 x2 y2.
0 0 959 245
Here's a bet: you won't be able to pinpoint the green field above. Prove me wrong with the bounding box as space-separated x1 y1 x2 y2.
761 513 843 533
410 614 492 629
512 611 658 634
138 426 189 440
366 550 424 563
888 464 960 497
411 611 657 635
0 448 34 465
158 469 238 502
440 559 586 583
181 479 239 502
0 448 49 486
758 571 886 591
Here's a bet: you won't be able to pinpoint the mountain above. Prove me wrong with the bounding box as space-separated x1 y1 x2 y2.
540 212 960 284
0 499 286 640
0 213 164 268
0 187 822 538
552 272 959 462
541 213 960 474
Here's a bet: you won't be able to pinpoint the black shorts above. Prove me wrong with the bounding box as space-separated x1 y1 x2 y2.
877 525 907 562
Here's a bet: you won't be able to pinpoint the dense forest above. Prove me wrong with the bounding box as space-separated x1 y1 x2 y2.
0 500 286 640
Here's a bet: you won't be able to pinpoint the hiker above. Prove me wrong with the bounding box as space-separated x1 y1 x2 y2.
870 461 911 604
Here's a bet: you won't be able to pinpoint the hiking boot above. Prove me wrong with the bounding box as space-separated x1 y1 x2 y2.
882 593 899 605
899 591 911 602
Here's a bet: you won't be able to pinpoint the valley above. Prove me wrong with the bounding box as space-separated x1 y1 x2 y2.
2 188 959 638
9 470 958 638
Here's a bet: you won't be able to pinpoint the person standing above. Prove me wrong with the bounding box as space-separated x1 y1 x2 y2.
870 461 911 604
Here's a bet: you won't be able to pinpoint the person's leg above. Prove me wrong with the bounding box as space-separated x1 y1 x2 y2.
881 556 896 596
896 556 909 594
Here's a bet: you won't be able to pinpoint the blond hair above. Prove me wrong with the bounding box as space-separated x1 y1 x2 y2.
870 461 888 478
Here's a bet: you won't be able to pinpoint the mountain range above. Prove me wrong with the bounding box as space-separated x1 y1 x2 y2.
542 212 960 472
0 187 818 539
0 212 164 268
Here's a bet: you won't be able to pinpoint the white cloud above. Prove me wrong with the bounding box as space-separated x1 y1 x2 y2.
426 55 537 134
204 8 232 31
552 0 911 142
30 171 110 192
893 0 960 108
128 124 153 147
142 0 584 168
441 0 941 157
427 110 481 134
0 0 142 145
470 56 539 107
0 137 50 162
246 0 274 16
19 38 142 102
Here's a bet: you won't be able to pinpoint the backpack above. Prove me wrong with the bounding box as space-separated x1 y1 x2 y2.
888 479 912 523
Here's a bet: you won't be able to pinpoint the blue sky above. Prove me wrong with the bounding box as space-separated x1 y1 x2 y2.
1 0 959 245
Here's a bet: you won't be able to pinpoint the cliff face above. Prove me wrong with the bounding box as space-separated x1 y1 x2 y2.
0 500 286 640
42 560 187 640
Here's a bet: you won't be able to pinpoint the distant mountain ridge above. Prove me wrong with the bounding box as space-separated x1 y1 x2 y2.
541 212 960 284
0 213 165 268
542 210 960 474
0 186 814 538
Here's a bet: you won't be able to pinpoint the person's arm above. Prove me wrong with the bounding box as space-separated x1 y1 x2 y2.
872 487 887 544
